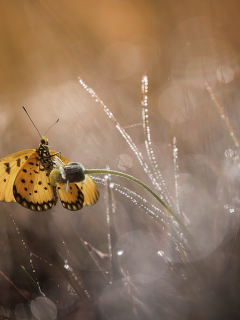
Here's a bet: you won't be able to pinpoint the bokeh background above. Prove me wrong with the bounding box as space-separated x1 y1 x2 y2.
1 0 240 319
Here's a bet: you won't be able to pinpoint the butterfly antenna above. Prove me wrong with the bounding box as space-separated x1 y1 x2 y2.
22 106 42 139
44 119 59 136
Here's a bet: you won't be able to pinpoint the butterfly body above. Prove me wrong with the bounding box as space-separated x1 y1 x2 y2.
0 136 99 211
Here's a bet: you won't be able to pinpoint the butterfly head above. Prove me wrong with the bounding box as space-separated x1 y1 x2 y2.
40 136 49 146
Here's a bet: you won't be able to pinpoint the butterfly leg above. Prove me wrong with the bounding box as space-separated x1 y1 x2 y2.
50 152 61 158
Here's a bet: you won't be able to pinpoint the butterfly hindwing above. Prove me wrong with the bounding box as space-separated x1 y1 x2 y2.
56 183 84 211
0 149 35 202
13 153 57 211
78 174 100 206
50 151 99 210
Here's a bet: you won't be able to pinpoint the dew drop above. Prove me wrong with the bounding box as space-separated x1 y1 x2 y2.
117 250 124 256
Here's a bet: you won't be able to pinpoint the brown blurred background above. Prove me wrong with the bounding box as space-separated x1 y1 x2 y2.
1 0 240 163
1 0 240 319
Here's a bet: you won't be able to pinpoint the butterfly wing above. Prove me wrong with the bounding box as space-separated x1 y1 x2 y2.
50 151 100 211
56 183 84 211
0 149 35 202
13 153 57 211
78 174 100 206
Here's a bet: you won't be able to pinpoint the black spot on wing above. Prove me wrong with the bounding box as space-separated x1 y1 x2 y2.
16 158 21 167
4 163 10 174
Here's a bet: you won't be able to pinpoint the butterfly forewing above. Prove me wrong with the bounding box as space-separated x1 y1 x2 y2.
50 151 100 210
13 153 56 211
0 149 35 202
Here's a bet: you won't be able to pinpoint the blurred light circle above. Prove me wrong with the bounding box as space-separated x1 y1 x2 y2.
99 277 188 319
43 278 74 309
216 66 234 83
127 35 159 73
186 57 216 88
171 38 237 89
99 279 155 319
117 154 133 171
158 86 196 123
113 231 167 280
167 17 214 62
99 280 135 319
134 44 158 72
165 155 234 261
31 297 57 320
15 304 27 320
180 181 195 198
120 46 138 71
99 42 139 80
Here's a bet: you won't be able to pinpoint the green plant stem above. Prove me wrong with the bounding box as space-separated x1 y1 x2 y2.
84 169 194 241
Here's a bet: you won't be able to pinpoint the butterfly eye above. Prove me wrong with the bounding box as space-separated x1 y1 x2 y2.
40 137 48 145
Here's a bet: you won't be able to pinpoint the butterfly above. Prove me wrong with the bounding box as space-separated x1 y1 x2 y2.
0 135 99 212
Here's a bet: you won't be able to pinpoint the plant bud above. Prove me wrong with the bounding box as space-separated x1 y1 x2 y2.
60 162 85 184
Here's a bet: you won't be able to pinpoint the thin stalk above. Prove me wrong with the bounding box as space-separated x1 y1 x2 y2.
205 81 240 147
84 169 194 241
105 175 122 282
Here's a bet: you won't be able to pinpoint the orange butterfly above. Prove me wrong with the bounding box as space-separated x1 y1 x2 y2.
0 111 99 212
